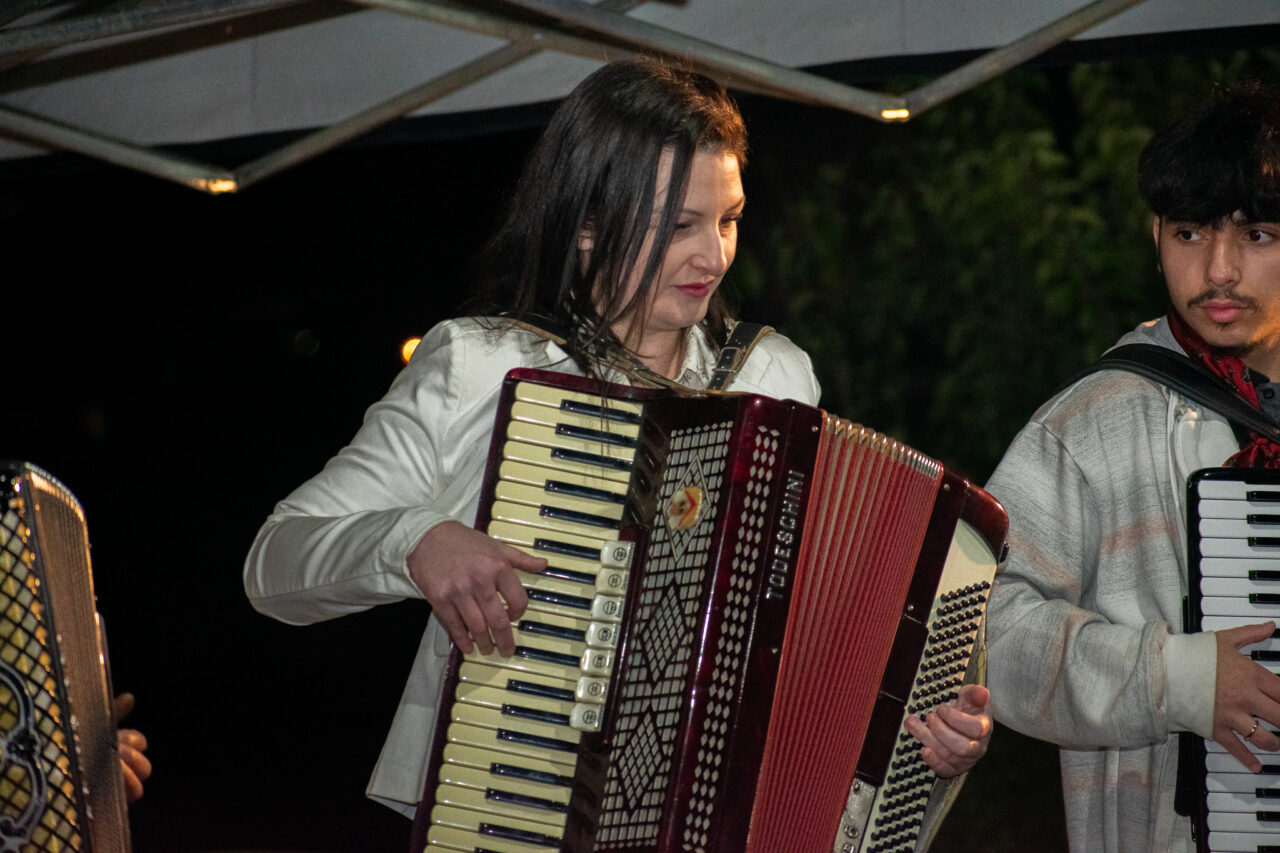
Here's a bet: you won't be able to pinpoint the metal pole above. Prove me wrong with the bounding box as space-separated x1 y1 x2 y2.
905 0 1150 115
235 0 647 188
0 0 309 55
0 0 59 28
0 103 237 192
234 41 548 189
493 0 905 118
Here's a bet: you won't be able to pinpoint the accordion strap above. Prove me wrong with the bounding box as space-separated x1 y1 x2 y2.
505 316 773 392
1063 343 1280 447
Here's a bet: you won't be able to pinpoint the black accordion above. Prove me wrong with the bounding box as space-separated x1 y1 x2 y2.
1185 467 1280 853
0 462 130 852
411 370 1007 853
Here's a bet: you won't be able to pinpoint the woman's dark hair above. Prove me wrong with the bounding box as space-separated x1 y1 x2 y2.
1139 83 1280 224
472 58 747 373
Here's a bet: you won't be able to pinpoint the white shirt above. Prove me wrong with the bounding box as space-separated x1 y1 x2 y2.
243 317 821 813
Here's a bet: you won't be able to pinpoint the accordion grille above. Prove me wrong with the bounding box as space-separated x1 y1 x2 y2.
0 465 129 852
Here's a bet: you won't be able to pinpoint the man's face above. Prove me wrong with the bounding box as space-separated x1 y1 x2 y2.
1159 212 1280 377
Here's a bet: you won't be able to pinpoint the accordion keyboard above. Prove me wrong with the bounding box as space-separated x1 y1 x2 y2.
426 381 645 853
1190 472 1280 853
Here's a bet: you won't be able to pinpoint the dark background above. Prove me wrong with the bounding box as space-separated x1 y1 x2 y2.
3 32 1279 852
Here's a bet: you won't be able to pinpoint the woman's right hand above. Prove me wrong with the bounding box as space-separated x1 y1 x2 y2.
408 520 547 656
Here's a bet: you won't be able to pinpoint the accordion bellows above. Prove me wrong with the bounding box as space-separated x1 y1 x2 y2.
412 369 1006 853
0 462 130 852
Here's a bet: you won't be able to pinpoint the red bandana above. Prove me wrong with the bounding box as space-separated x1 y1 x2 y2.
1166 310 1280 468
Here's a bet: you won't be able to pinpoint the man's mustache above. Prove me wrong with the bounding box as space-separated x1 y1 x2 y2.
1188 289 1256 309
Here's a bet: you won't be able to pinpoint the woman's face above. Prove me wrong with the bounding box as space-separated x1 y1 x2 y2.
611 148 745 349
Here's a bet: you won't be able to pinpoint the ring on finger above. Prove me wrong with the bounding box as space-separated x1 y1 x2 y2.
1245 718 1261 740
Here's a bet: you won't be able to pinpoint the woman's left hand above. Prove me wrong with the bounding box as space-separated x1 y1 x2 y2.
904 683 992 779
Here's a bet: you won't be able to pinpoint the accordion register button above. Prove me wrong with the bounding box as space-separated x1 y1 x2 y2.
580 649 613 675
596 566 628 593
570 704 603 732
591 595 625 621
600 541 633 569
575 676 607 703
585 622 619 648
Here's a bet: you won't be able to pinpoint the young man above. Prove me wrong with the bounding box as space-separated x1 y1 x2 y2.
985 85 1280 852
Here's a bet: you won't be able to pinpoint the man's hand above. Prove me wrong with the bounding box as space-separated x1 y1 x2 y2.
905 684 993 778
1214 621 1280 772
408 520 547 656
113 693 151 803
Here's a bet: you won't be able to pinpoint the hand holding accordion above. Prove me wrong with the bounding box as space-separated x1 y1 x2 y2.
412 369 1007 853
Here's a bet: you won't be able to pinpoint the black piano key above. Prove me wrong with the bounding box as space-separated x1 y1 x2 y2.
515 645 581 668
1250 514 1280 525
1259 847 1280 853
1250 537 1280 548
545 479 626 505
540 565 596 585
555 423 637 448
485 787 570 813
1250 593 1280 604
1254 651 1280 662
490 762 575 788
479 821 562 848
501 703 571 727
1248 490 1280 502
1258 811 1280 822
507 679 576 703
559 399 642 425
1250 570 1280 581
518 619 587 643
496 728 577 754
534 538 602 562
526 588 591 610
551 447 633 472
1257 787 1280 798
540 505 617 529
1263 764 1280 774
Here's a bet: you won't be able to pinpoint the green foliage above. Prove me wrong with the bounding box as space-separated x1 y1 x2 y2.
734 50 1280 483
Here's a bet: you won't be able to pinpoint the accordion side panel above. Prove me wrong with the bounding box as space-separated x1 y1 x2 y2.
0 463 130 853
746 424 943 853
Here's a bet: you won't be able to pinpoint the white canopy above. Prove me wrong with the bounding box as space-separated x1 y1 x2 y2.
0 0 1275 191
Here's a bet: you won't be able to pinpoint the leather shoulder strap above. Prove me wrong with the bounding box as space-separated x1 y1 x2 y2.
1063 343 1280 444
707 321 775 392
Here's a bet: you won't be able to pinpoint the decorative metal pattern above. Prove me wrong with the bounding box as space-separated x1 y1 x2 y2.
0 482 84 852
595 420 731 848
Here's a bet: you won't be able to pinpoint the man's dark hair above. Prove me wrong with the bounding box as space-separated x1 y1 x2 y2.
1138 83 1280 224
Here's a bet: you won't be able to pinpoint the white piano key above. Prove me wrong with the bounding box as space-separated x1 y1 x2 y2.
1202 519 1280 538
1202 578 1280 597
1201 538 1280 559
1202 558 1280 578
1207 830 1280 852
1207 768 1280 792
1199 499 1280 519
1205 737 1280 757
1209 790 1280 812
1202 616 1280 634
1202 596 1280 619
1198 480 1280 500
1208 809 1280 830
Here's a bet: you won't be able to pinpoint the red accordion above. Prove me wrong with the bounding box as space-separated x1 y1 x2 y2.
412 369 1006 853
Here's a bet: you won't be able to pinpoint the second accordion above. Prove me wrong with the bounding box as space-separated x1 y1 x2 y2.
412 368 1007 853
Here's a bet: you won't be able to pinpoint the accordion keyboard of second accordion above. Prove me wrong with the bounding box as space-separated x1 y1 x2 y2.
412 368 1007 853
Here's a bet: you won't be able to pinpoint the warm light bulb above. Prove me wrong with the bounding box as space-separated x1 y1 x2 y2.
880 108 910 122
401 337 422 364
